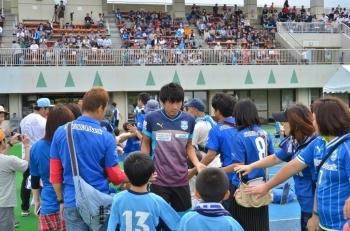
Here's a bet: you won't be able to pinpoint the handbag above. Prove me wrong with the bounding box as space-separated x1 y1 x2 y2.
234 131 273 208
66 122 114 231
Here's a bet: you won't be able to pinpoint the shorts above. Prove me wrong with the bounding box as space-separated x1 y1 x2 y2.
150 184 191 213
0 207 15 231
39 211 66 231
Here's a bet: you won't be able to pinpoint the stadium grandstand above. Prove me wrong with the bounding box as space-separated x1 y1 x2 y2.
0 0 350 230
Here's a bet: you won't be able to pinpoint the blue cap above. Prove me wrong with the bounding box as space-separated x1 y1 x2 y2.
36 98 54 107
185 98 205 112
144 100 160 114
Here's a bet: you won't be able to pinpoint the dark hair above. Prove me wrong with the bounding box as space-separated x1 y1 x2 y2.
312 97 350 136
82 88 109 112
66 103 82 119
187 152 202 169
122 122 136 132
132 102 137 108
124 151 154 187
211 93 236 118
138 92 150 105
286 103 314 144
114 127 120 136
34 105 48 111
234 99 261 130
159 83 184 103
44 104 75 142
195 168 229 203
78 98 83 102
112 102 117 107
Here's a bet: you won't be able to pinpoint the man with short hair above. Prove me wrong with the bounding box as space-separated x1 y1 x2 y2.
109 102 122 129
141 83 203 221
50 88 127 230
20 98 53 217
58 1 65 29
97 13 104 28
77 98 83 112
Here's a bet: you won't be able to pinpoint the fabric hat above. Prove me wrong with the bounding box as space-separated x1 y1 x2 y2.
0 129 5 141
144 100 160 114
185 98 205 112
0 106 9 115
36 98 54 107
272 109 288 122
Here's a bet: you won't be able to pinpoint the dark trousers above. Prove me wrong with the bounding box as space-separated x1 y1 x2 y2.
20 168 31 211
221 180 234 211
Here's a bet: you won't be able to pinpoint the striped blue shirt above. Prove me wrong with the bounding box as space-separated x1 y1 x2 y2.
297 134 350 230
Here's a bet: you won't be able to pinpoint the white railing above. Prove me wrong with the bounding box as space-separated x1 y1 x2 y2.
106 19 110 35
342 22 350 37
0 48 348 66
278 22 344 34
276 22 303 50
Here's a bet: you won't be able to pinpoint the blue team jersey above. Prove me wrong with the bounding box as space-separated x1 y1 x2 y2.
142 109 195 187
107 190 181 231
136 111 146 131
275 136 316 213
123 136 141 154
230 125 275 187
178 211 243 231
297 134 350 230
50 116 120 207
30 139 59 214
205 117 237 181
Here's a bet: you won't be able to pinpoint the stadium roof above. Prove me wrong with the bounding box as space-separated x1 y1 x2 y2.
323 65 350 93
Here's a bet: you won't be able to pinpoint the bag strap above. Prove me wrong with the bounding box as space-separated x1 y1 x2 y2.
316 137 350 175
66 122 79 177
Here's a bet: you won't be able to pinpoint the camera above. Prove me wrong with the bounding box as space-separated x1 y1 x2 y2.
70 12 74 16
54 4 58 10
10 132 22 142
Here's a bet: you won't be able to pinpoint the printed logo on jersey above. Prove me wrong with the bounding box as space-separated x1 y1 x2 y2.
181 121 188 130
316 146 321 153
143 120 147 129
156 133 171 141
175 134 189 139
157 123 163 128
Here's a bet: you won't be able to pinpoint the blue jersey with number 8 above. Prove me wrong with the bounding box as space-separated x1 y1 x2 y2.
230 125 275 187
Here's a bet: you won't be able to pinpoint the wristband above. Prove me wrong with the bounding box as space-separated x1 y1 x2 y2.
7 141 13 147
312 210 318 216
24 146 30 149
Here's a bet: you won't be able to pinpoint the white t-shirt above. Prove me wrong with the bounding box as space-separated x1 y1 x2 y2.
114 108 120 120
302 51 308 60
20 113 46 158
192 120 222 168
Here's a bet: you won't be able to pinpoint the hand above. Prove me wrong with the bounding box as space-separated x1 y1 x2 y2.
118 135 128 143
234 164 253 176
197 163 207 173
21 135 30 146
10 133 22 145
188 168 197 179
59 203 64 220
244 184 269 199
127 124 137 133
306 214 319 231
149 172 157 181
34 201 41 217
344 197 350 219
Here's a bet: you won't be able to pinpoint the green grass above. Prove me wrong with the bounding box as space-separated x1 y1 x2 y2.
8 124 277 230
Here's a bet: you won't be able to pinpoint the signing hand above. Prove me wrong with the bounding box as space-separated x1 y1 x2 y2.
234 164 253 176
306 214 319 231
197 163 207 173
127 124 137 133
21 135 30 147
244 184 270 199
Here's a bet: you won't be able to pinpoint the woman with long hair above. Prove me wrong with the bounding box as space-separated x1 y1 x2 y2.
234 103 317 231
221 98 275 231
30 105 75 231
246 97 350 231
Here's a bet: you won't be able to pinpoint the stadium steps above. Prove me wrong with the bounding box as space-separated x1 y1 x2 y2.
104 14 123 48
1 12 18 48
189 24 207 48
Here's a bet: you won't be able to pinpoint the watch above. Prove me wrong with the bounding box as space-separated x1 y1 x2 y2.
7 141 13 147
57 198 64 204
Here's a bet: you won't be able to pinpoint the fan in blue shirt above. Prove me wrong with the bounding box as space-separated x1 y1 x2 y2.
179 168 243 231
108 152 180 231
244 97 350 231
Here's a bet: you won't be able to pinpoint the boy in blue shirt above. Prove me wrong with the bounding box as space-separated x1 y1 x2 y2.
107 152 180 231
178 168 243 231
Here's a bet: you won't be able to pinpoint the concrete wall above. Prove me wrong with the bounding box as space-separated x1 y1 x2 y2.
290 33 342 48
341 34 350 63
18 0 103 24
267 89 280 118
0 65 338 94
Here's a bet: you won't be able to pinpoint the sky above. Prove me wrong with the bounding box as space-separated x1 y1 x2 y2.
107 0 350 8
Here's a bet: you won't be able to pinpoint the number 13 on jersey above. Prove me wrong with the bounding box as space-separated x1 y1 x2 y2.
123 211 150 231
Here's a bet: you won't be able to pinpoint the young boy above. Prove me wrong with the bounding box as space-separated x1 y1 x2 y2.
119 122 141 161
107 152 180 231
178 168 244 231
141 83 204 217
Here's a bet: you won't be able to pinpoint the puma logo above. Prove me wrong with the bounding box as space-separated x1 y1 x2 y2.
157 123 163 128
316 146 321 153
